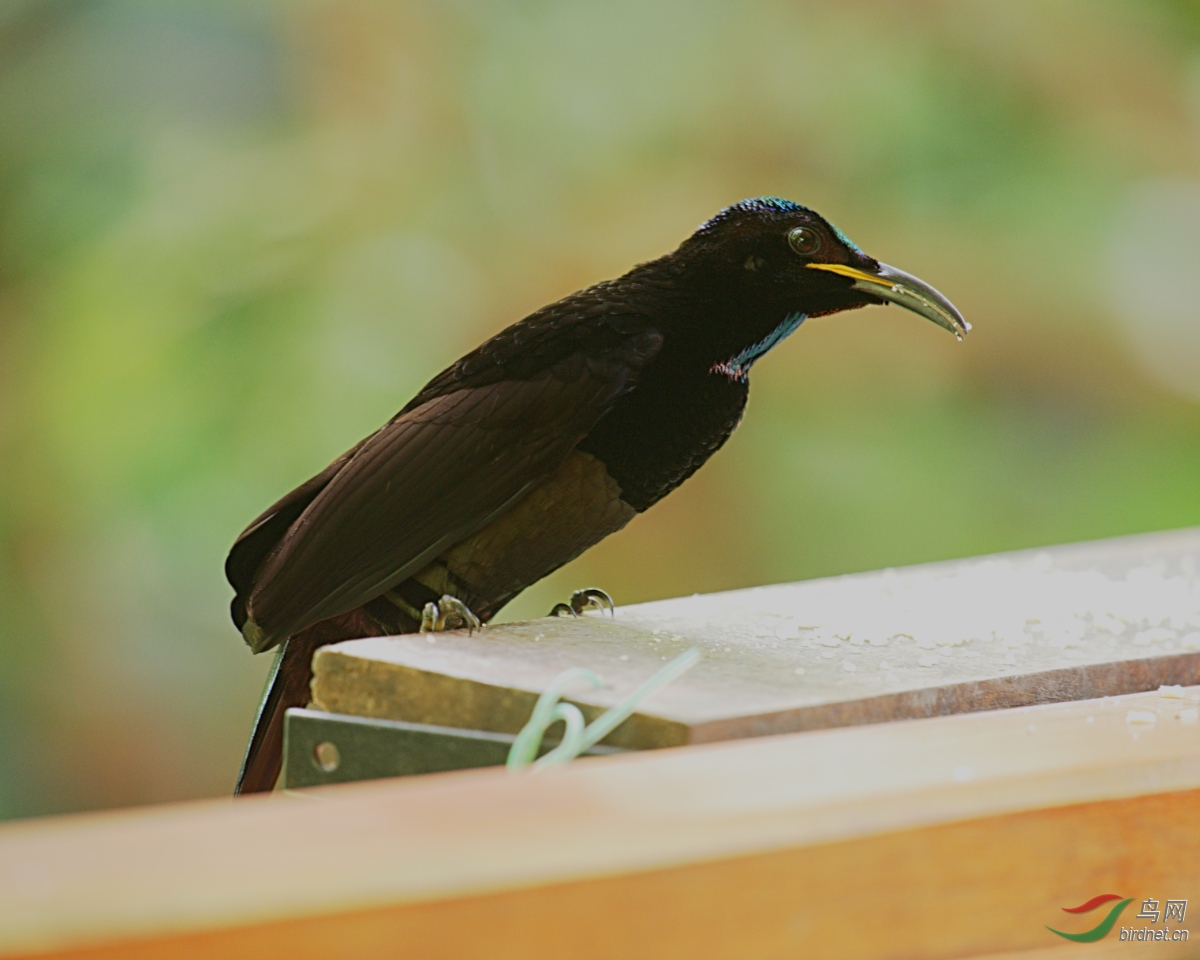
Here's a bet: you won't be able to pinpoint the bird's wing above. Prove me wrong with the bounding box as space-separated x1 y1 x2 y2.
225 439 368 630
243 328 663 647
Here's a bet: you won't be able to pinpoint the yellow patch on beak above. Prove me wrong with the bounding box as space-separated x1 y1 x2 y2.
805 262 892 288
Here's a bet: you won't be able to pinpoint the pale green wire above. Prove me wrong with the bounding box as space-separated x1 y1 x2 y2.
506 648 701 772
506 667 601 770
528 702 587 767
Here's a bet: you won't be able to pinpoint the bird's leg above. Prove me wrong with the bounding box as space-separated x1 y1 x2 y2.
548 587 615 618
420 595 482 634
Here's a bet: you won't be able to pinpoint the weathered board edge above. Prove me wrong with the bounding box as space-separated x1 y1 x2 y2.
687 650 1200 742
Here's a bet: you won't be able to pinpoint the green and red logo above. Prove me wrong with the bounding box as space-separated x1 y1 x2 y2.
1047 895 1133 942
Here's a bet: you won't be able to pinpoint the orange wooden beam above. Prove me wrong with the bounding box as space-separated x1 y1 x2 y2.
3 686 1199 959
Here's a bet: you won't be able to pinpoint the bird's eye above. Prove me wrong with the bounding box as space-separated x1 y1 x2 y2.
788 226 822 256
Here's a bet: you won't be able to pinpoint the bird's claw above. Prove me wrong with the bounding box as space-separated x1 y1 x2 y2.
548 587 615 618
420 595 482 634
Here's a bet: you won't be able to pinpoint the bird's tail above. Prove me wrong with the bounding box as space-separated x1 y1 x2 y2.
234 607 401 795
235 630 325 795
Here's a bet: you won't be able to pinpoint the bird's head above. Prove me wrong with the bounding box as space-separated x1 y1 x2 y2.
670 197 968 381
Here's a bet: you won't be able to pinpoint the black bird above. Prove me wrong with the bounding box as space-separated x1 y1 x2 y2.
226 197 968 793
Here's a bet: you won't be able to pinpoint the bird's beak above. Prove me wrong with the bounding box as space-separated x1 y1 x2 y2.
806 261 970 339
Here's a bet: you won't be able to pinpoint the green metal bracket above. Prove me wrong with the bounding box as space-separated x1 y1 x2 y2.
282 708 623 789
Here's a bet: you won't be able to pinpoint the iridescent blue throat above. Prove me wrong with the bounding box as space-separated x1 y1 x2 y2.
711 312 806 382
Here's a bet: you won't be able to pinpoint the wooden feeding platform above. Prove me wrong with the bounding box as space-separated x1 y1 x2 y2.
2 528 1199 959
290 527 1200 786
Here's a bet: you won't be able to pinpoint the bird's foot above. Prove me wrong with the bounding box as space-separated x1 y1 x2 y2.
549 587 615 618
420 595 482 634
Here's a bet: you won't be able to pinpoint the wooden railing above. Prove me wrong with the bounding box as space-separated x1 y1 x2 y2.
3 529 1199 959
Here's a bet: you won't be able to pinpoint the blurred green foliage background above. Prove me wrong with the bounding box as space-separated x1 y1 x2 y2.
2 0 1200 819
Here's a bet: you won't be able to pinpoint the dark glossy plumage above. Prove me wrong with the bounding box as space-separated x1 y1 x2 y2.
227 197 966 793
